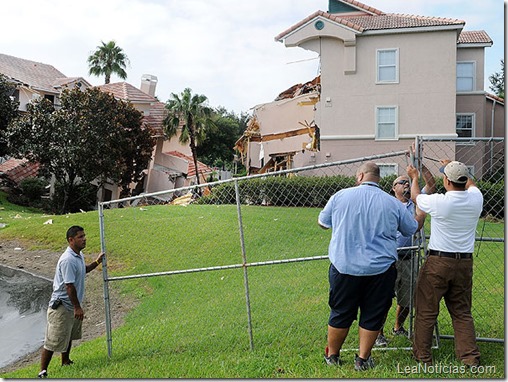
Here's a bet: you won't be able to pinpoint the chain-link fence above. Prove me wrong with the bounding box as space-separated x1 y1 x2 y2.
97 137 504 358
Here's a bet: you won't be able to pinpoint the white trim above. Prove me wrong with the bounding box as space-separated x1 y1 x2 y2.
362 24 463 36
456 90 485 96
277 15 359 42
321 134 375 140
457 43 492 48
321 133 459 141
398 133 458 139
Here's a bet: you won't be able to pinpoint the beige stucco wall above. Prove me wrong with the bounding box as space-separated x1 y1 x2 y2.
457 47 486 92
315 30 458 140
250 93 317 167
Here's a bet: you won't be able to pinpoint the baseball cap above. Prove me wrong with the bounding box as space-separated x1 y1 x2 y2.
439 161 469 184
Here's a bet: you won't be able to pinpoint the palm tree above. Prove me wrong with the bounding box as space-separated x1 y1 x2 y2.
163 88 215 189
87 40 129 84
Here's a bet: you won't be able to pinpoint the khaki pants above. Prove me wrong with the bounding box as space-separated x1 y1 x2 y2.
413 255 480 365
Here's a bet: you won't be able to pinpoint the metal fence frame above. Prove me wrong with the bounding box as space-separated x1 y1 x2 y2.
98 137 504 357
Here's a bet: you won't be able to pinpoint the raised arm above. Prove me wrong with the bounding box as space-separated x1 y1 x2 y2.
406 164 421 203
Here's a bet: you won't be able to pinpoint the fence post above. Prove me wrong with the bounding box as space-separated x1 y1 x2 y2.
99 202 113 357
234 179 254 351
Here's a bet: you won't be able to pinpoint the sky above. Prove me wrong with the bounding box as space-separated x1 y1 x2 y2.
0 0 504 115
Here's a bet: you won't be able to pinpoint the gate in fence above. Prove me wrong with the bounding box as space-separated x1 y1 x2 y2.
98 137 504 358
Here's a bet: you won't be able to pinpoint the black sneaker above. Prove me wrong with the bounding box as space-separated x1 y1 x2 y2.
37 370 48 378
324 346 342 366
354 354 375 371
324 353 342 366
393 327 409 336
374 333 388 347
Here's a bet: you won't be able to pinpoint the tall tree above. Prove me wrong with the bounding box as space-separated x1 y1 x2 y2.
489 59 504 99
6 87 154 213
0 74 19 157
87 40 129 84
163 88 215 188
197 107 248 170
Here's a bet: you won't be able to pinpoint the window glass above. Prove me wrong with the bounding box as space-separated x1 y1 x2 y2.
377 50 397 82
376 107 396 139
457 62 474 91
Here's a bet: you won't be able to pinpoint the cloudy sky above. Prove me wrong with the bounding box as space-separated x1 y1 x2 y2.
1 0 503 114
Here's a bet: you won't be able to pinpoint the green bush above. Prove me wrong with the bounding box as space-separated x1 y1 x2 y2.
199 175 504 217
49 182 98 214
19 177 48 200
7 177 48 209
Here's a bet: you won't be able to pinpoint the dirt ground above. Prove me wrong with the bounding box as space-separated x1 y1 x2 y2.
0 239 134 374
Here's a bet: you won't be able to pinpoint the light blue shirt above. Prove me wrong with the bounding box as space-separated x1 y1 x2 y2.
318 182 418 276
49 246 86 311
396 199 415 251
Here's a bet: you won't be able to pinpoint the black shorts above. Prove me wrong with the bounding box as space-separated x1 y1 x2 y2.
328 263 396 331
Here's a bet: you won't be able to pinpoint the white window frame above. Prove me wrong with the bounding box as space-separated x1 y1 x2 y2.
456 61 476 92
456 113 475 145
376 48 399 84
375 106 398 140
378 163 397 178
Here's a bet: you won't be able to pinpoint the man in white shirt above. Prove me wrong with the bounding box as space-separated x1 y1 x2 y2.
407 160 483 367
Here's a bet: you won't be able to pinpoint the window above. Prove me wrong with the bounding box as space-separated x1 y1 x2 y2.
456 62 475 92
377 49 398 83
376 106 397 140
378 164 397 178
456 114 475 145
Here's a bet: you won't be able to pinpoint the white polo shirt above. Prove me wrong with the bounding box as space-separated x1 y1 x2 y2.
416 186 483 253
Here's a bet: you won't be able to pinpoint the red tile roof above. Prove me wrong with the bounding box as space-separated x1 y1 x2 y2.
275 6 466 41
458 30 493 45
143 101 166 136
98 82 167 135
164 151 213 178
340 0 384 16
0 53 67 94
97 82 156 103
0 159 40 186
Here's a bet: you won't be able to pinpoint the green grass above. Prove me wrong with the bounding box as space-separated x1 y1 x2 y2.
0 193 504 378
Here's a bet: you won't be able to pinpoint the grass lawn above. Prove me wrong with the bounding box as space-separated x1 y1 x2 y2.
0 195 504 378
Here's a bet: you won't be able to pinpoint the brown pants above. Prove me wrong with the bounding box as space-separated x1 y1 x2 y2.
413 255 480 365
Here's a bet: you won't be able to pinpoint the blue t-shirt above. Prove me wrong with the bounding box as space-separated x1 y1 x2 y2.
49 246 86 311
318 182 418 276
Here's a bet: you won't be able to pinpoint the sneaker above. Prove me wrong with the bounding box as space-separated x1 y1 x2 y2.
37 370 48 378
324 346 342 366
374 333 388 347
393 327 409 336
354 354 375 371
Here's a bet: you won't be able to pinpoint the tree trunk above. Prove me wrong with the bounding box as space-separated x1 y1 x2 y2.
189 135 202 196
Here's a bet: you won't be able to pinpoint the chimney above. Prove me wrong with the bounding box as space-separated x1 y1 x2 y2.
140 74 158 97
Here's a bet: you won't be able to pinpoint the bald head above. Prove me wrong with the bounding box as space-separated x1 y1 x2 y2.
356 161 381 184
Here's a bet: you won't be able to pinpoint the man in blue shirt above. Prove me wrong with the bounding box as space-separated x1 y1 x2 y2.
318 161 425 371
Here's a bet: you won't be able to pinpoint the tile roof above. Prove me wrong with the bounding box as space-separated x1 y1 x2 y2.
275 7 465 41
0 158 40 186
143 101 166 136
97 82 157 103
458 30 493 45
98 81 167 135
340 0 384 16
164 151 213 178
0 53 67 94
